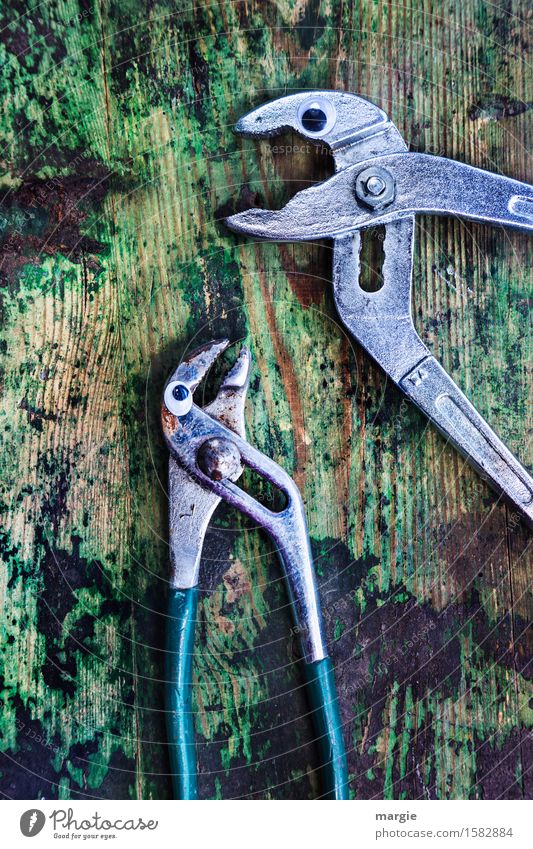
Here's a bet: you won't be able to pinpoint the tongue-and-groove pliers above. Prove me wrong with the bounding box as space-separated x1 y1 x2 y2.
161 339 348 799
224 91 533 527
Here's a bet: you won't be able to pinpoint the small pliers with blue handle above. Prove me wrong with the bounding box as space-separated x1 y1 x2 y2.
224 91 533 527
160 339 349 799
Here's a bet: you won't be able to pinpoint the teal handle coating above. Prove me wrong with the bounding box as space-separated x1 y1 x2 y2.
304 657 349 799
165 586 198 800
165 589 348 799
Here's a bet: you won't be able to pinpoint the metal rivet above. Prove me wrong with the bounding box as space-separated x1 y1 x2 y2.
365 175 386 196
355 166 395 210
197 437 242 481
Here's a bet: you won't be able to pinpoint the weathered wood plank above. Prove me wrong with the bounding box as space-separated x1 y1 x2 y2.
0 0 531 800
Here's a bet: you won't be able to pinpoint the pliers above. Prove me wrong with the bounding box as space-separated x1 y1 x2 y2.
160 339 349 799
224 91 533 527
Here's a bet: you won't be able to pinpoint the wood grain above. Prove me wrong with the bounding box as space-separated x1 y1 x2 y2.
0 0 531 799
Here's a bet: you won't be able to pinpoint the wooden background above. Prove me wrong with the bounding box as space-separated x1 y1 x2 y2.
0 0 531 800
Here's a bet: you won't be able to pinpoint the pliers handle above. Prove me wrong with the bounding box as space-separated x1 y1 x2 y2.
164 591 348 800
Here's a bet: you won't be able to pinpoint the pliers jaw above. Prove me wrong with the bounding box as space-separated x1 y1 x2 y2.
162 339 250 439
233 90 405 157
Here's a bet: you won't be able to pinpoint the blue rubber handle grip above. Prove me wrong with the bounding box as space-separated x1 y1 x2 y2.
304 657 349 799
165 589 348 799
165 586 198 800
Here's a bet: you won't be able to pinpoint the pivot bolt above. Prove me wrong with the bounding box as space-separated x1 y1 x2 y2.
197 437 241 481
366 175 386 196
355 166 395 210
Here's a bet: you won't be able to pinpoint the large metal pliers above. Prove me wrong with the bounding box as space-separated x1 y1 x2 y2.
161 339 348 799
224 91 533 527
